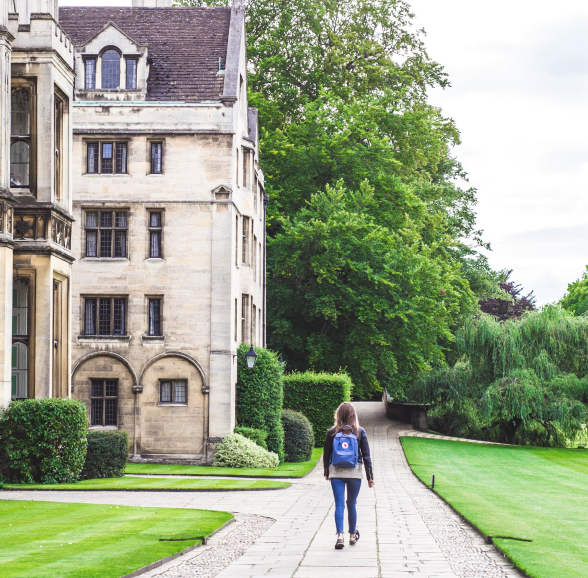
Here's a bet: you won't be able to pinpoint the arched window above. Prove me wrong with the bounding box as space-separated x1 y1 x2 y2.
11 88 30 135
10 88 32 188
10 141 30 187
102 50 120 89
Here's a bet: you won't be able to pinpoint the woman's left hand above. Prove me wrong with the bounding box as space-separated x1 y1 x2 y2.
325 476 330 481
368 481 375 488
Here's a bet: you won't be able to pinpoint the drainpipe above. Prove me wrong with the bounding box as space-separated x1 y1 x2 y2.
263 193 268 347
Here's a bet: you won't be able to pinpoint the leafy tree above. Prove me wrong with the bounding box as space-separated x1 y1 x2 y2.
560 266 588 316
478 270 535 321
268 180 475 399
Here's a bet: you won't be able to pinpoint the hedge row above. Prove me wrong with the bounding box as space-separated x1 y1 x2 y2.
283 371 353 446
81 430 128 479
234 426 268 450
236 343 285 461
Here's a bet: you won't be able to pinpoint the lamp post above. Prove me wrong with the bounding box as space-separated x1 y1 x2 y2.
278 355 284 366
245 345 258 369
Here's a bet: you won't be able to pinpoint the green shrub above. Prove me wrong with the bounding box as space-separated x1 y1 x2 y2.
236 343 285 461
81 430 128 479
234 426 268 450
281 409 314 462
0 398 88 484
283 371 352 446
212 433 279 468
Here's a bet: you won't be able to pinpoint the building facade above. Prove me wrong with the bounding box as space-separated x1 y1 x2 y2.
59 0 265 463
0 0 75 408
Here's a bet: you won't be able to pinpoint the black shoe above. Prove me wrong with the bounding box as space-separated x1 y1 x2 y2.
350 530 360 545
335 536 345 549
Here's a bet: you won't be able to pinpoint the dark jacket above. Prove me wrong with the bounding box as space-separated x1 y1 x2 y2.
323 426 374 482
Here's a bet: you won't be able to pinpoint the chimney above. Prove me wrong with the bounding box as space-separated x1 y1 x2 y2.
132 0 172 7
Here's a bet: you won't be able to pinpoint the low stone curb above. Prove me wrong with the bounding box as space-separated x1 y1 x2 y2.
399 429 510 445
120 517 236 578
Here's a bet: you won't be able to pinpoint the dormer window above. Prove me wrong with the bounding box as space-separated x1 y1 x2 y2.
85 58 96 90
126 59 137 89
102 50 121 89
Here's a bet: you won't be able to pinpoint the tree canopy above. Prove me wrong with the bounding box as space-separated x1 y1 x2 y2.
560 266 588 316
180 0 503 396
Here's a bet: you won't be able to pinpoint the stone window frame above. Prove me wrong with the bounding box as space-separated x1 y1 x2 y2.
158 379 188 406
90 378 119 427
145 295 164 338
84 139 129 176
83 209 129 259
82 295 129 337
147 209 164 259
10 78 37 194
148 140 164 175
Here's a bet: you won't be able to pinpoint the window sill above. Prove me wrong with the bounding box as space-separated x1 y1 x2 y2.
83 174 129 177
146 174 164 177
142 335 165 342
145 258 165 263
82 257 129 262
78 335 131 343
157 403 188 407
88 425 118 430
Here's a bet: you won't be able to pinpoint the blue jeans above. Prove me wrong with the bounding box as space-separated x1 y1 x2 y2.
330 478 362 534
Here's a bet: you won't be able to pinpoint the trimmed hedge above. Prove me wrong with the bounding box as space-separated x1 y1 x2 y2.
283 371 353 446
81 430 128 480
212 433 279 468
0 398 88 483
236 343 285 461
234 426 268 450
281 409 314 462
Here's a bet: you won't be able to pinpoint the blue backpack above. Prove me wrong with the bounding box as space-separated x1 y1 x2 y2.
331 426 360 468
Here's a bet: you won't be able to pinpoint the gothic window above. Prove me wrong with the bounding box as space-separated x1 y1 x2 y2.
150 142 162 174
10 88 31 188
11 280 29 400
86 142 127 174
148 212 162 258
85 210 128 258
148 298 162 336
84 297 127 336
126 59 137 89
91 379 118 426
85 58 96 89
102 49 121 89
160 380 187 404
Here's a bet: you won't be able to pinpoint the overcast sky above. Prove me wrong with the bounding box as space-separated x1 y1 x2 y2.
408 0 588 304
60 0 588 303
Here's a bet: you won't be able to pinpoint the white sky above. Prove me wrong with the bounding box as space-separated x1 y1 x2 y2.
59 0 588 303
409 0 588 304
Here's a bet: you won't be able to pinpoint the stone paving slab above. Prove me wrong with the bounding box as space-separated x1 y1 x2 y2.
1 402 524 578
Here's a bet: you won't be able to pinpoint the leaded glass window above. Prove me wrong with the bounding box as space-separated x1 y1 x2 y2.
149 212 162 258
91 379 118 426
102 50 120 89
85 210 127 258
150 142 162 174
126 59 137 89
85 58 96 89
160 380 187 404
84 297 127 336
101 143 113 174
148 298 161 336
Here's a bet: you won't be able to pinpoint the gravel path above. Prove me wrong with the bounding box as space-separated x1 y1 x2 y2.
1 402 524 578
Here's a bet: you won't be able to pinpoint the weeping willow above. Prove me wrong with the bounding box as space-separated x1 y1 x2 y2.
409 306 588 446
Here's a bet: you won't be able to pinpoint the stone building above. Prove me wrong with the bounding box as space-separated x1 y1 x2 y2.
0 0 75 408
59 0 265 462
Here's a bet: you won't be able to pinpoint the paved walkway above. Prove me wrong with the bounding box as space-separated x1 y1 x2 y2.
1 402 523 578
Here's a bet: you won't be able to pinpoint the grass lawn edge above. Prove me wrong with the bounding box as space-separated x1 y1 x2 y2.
398 436 533 578
1 485 290 492
119 517 235 578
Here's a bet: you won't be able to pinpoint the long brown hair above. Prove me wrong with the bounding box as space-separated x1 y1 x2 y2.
333 402 360 437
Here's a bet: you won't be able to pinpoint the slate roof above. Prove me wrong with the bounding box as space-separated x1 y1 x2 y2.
59 7 231 102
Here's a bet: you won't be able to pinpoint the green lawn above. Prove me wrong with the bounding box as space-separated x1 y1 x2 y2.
0 500 232 578
125 447 323 477
401 436 588 578
3 477 289 491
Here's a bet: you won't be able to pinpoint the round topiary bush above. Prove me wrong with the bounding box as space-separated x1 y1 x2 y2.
81 430 129 480
0 398 88 484
281 409 315 462
212 433 279 468
234 426 268 450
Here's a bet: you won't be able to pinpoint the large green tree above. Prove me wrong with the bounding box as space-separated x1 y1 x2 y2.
560 266 588 316
180 0 498 395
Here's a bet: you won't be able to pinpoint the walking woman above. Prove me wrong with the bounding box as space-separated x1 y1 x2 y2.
324 402 374 549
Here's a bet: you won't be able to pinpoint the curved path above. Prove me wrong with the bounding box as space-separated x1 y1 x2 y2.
1 402 522 578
